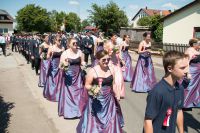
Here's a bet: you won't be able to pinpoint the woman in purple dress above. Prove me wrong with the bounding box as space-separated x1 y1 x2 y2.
38 34 51 87
130 32 156 92
184 38 200 108
77 50 124 133
43 35 64 102
121 35 134 82
58 38 87 118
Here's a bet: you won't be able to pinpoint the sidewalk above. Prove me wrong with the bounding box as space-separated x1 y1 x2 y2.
0 50 79 133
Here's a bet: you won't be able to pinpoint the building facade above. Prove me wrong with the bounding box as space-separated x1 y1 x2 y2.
132 7 171 28
0 9 14 34
162 0 200 44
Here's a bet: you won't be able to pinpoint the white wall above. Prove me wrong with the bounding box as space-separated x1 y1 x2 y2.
132 10 147 28
0 23 13 34
163 2 200 44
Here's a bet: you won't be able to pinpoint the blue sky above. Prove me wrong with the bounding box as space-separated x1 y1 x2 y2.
0 0 193 22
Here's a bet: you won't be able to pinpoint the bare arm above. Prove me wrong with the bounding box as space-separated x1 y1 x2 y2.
80 50 86 66
39 44 43 55
46 46 53 59
176 110 184 133
138 41 145 54
85 69 94 91
59 51 67 68
144 119 153 133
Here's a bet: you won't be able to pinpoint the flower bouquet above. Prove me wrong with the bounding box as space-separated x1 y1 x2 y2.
113 45 120 53
88 78 103 98
41 52 47 60
60 61 69 71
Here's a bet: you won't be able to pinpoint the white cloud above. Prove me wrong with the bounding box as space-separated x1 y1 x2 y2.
162 3 178 9
69 0 79 5
128 4 139 10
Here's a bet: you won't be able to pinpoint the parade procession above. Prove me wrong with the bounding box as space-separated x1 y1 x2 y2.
0 0 200 133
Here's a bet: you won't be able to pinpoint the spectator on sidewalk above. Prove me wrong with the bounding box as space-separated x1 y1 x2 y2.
0 33 6 56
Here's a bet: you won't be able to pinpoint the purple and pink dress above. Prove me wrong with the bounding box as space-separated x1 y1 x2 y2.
58 57 88 118
184 55 200 108
121 46 134 82
111 53 125 99
43 51 62 102
76 68 124 133
38 48 49 87
130 50 157 92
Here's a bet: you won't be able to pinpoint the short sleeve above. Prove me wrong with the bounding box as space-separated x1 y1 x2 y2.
145 90 161 120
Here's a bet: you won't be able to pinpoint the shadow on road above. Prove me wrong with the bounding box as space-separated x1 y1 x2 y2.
0 95 15 133
184 111 200 133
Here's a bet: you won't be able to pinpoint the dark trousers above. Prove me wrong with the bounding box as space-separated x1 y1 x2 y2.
34 58 41 75
31 58 35 69
12 43 18 52
0 44 6 56
25 53 30 64
84 52 94 64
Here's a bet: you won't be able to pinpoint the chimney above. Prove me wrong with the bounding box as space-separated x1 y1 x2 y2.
145 6 148 10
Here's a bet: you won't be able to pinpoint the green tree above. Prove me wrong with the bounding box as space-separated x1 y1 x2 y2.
16 4 51 33
49 10 66 32
137 16 151 26
89 1 128 35
65 12 81 32
137 15 163 42
150 15 163 42
81 19 91 30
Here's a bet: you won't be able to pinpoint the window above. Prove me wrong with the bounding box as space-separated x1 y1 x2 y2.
0 28 8 33
0 28 3 33
0 16 5 20
194 27 200 39
4 28 8 33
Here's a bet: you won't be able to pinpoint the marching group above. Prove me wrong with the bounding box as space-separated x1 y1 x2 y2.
1 31 200 133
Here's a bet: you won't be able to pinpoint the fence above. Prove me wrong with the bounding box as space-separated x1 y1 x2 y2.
163 43 189 53
129 41 189 53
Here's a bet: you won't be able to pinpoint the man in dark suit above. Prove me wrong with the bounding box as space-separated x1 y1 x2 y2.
30 34 41 75
75 32 82 50
61 32 67 50
82 31 94 66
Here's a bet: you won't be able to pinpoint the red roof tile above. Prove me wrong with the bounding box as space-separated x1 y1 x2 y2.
142 8 171 16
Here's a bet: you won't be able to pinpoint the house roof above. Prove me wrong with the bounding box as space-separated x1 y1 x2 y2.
161 0 200 21
0 9 14 23
132 8 171 21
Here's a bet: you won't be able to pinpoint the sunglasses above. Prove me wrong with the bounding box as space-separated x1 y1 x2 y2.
57 39 61 42
101 58 110 62
72 42 77 46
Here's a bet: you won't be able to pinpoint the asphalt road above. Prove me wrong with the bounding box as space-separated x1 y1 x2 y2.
0 50 199 133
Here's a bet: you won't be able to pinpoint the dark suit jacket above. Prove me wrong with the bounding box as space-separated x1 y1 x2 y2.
31 39 41 58
82 36 94 54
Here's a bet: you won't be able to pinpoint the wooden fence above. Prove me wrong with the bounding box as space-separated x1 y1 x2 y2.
129 41 189 53
163 43 189 53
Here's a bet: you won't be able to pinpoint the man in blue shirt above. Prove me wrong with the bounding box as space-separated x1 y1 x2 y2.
144 51 189 133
